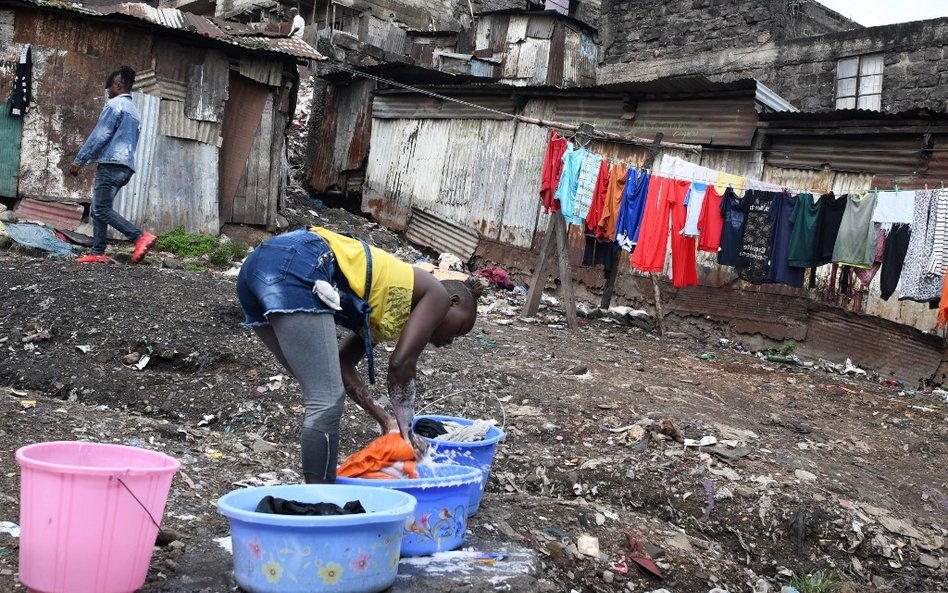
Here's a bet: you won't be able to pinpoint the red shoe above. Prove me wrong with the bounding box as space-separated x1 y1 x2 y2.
76 254 107 264
132 232 157 264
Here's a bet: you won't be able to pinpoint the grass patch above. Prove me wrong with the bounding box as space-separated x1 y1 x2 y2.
156 227 247 268
764 341 797 356
184 264 208 272
791 571 847 593
208 241 248 266
156 226 218 258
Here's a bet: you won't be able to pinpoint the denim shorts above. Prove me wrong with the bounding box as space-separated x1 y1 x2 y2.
236 229 337 327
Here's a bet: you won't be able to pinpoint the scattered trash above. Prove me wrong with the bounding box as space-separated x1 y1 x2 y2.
626 533 663 579
0 522 20 538
473 267 515 290
5 223 73 257
469 552 507 565
684 436 717 448
438 252 464 272
576 535 600 558
474 336 497 347
699 353 715 361
19 400 36 409
76 345 92 354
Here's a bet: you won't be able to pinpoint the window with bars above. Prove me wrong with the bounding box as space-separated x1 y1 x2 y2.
835 54 883 111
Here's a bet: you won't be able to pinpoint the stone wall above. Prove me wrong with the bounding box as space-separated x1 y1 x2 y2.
599 4 948 113
600 0 856 65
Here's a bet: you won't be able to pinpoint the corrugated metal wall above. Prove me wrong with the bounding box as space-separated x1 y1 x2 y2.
111 91 159 240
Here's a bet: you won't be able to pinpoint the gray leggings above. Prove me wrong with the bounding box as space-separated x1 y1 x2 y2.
253 312 345 482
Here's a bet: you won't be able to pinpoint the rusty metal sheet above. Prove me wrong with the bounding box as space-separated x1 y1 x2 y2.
406 207 480 261
363 118 430 229
239 55 283 86
552 97 636 136
498 100 552 247
219 71 269 223
631 97 759 147
526 15 554 39
433 118 515 240
502 44 520 79
20 0 323 60
700 150 764 180
765 134 924 175
135 69 188 102
560 28 581 87
141 135 220 234
545 23 565 86
863 270 940 331
185 50 228 123
232 94 281 227
159 99 222 146
13 198 84 230
799 307 941 382
505 15 527 44
578 31 597 85
760 166 873 195
372 92 515 120
474 15 492 52
667 285 810 341
515 37 540 80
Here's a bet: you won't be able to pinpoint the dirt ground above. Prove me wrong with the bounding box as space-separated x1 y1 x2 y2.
0 195 945 593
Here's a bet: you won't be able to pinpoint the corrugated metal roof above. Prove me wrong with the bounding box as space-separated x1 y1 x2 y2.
630 97 760 147
406 208 480 261
17 0 323 60
372 94 517 120
13 199 84 231
765 134 925 175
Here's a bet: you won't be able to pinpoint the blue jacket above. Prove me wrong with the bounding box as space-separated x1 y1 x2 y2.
74 94 141 171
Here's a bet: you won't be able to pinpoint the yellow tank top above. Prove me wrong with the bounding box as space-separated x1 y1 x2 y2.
310 227 414 341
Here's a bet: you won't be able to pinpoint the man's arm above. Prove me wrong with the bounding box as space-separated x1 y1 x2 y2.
71 104 120 173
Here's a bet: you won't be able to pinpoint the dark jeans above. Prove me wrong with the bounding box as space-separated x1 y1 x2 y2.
91 164 141 255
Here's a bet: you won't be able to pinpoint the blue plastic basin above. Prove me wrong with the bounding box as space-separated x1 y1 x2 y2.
337 463 481 556
412 415 506 516
217 484 416 593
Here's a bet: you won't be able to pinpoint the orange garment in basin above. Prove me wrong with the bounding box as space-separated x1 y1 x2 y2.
337 433 418 479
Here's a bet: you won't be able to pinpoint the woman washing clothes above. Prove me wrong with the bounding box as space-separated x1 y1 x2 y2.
236 227 480 484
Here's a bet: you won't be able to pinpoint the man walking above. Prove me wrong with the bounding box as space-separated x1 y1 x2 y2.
70 65 156 264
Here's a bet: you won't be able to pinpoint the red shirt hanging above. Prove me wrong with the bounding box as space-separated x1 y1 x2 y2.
539 129 568 213
585 159 611 234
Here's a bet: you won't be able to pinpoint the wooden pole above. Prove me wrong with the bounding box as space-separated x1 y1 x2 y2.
524 215 557 317
600 132 665 310
651 272 666 336
554 211 578 330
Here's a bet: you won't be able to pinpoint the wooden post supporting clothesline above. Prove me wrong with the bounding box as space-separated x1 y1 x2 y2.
600 132 665 311
522 123 599 329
